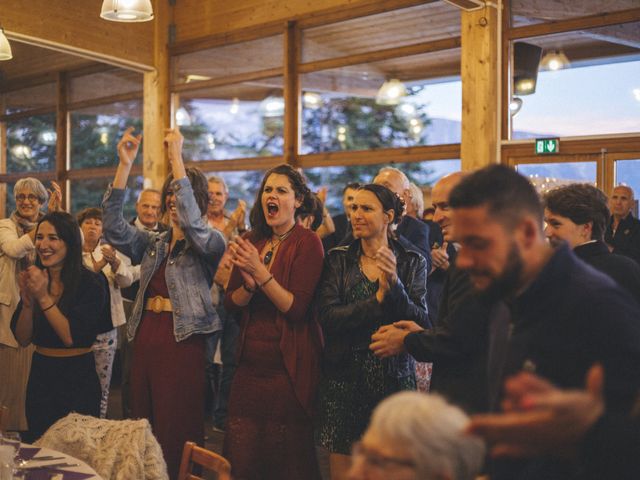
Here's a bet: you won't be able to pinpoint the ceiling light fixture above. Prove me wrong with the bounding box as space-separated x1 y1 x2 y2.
376 79 408 106
259 96 285 118
0 27 13 61
540 50 570 71
100 0 154 22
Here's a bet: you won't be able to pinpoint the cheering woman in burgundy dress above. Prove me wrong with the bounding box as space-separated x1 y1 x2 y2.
223 164 324 480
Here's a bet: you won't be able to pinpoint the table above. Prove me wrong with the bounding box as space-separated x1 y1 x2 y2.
17 444 102 480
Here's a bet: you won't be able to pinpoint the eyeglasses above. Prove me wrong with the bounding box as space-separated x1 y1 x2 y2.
16 194 40 203
351 441 416 471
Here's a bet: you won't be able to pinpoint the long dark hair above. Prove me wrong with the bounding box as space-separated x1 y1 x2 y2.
358 184 405 239
161 167 210 217
249 164 311 240
34 212 84 312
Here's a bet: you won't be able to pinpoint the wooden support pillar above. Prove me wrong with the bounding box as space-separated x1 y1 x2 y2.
55 72 68 209
143 0 171 189
283 21 301 166
460 3 500 171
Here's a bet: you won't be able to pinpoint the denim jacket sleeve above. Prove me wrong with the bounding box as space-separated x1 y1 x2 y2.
173 177 226 266
102 185 153 265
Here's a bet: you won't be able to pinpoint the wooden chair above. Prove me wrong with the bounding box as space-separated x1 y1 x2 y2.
177 441 231 480
0 406 9 433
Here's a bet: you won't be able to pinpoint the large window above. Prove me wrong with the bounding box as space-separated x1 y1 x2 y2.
70 100 143 169
6 114 57 173
178 78 285 161
516 161 597 193
70 176 142 218
510 22 640 139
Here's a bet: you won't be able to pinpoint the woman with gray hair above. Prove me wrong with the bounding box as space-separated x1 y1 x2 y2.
348 391 486 480
0 177 61 432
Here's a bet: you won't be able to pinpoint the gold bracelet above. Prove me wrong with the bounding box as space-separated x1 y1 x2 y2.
258 275 274 289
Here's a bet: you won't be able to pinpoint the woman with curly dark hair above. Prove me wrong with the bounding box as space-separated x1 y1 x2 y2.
102 127 226 479
316 184 430 479
223 164 324 479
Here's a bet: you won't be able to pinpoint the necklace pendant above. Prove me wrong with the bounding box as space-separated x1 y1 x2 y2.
263 250 273 265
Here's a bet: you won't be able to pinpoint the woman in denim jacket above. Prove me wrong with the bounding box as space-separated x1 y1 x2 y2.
102 127 226 479
316 184 430 480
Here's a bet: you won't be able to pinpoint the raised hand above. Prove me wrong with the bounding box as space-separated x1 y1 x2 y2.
18 270 34 308
47 181 63 212
117 127 142 167
376 245 398 293
229 200 247 230
24 265 49 303
164 128 185 178
100 244 120 271
432 241 450 271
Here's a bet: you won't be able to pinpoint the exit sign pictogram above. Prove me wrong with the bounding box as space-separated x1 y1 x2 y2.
535 138 560 155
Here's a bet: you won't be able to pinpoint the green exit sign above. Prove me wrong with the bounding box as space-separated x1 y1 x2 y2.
535 138 560 155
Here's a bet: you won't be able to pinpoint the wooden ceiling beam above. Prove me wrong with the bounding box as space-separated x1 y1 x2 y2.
509 8 640 40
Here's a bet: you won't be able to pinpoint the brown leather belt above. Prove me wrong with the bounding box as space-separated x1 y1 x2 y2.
145 295 173 313
35 346 92 357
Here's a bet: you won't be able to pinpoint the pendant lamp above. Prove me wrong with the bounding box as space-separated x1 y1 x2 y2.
0 28 13 61
100 0 154 22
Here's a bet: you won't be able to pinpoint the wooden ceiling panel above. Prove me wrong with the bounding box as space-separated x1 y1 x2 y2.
511 0 640 27
0 42 97 89
302 2 460 62
179 77 284 101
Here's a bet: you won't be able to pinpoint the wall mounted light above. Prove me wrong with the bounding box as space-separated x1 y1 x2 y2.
540 50 570 71
509 97 523 116
0 27 13 61
376 79 408 106
100 0 154 22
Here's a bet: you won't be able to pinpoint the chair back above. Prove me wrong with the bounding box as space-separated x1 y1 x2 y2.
0 406 8 433
177 441 231 480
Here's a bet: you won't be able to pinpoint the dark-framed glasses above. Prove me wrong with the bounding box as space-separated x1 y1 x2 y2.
351 441 416 471
15 193 39 203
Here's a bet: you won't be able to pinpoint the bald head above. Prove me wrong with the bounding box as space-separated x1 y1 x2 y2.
610 185 635 220
432 172 467 242
374 167 411 209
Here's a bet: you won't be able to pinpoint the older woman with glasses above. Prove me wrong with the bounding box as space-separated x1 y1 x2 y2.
348 392 485 480
0 178 61 433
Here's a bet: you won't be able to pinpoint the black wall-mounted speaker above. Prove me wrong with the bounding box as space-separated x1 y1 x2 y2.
514 42 542 95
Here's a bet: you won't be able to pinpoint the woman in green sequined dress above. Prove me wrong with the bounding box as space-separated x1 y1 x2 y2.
317 184 430 480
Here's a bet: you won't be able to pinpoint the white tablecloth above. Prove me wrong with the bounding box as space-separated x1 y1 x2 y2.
19 444 102 479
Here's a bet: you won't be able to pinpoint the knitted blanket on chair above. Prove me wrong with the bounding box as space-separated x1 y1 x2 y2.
35 413 168 480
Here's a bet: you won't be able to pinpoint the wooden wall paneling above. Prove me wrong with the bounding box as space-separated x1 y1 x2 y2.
501 0 511 142
460 5 500 171
143 0 171 190
283 22 301 166
55 72 68 210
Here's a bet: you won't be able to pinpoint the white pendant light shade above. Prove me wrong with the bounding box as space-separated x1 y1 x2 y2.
0 28 13 61
376 79 408 106
101 0 154 22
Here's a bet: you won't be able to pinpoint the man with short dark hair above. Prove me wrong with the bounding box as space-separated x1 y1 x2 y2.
449 165 640 479
370 172 492 414
605 185 640 265
544 183 640 304
322 182 361 252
